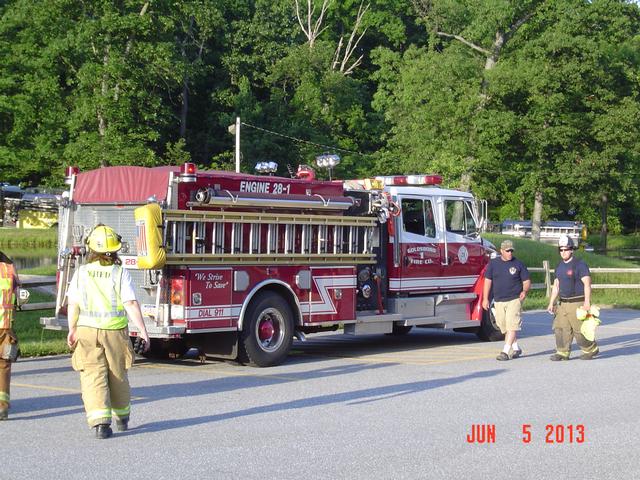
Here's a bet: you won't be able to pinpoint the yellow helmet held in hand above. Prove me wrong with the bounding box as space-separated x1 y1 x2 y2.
86 225 122 253
576 306 588 321
580 317 601 342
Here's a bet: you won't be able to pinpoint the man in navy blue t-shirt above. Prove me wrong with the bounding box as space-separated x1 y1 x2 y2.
482 239 531 360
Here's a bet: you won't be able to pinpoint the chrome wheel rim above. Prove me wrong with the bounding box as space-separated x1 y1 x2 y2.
254 307 285 352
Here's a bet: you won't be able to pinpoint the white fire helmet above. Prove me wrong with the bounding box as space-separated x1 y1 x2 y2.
558 234 575 250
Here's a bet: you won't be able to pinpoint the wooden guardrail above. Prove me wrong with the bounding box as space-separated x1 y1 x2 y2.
529 262 640 297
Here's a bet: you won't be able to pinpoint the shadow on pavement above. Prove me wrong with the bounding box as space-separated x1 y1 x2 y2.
130 368 506 435
10 359 394 419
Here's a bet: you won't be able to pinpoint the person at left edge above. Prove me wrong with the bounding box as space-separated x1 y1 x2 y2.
66 224 150 439
0 250 20 420
482 239 531 361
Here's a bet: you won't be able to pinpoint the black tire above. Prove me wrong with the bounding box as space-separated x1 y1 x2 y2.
387 323 413 336
238 292 294 367
476 303 504 342
139 338 189 360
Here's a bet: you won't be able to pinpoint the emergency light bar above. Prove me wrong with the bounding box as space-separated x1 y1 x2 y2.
255 161 278 174
180 162 197 182
376 175 443 186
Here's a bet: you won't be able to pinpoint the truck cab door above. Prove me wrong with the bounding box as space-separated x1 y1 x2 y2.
394 196 441 292
439 197 485 289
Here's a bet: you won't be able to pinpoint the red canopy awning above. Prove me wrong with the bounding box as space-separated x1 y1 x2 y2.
72 166 178 204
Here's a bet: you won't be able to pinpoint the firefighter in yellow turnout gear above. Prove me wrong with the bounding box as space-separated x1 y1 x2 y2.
67 225 150 439
546 235 599 360
0 251 20 420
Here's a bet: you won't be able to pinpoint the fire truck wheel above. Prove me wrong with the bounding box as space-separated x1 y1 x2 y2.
477 303 504 342
239 292 294 367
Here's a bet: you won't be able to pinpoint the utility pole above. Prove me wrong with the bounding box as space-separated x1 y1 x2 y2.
228 116 242 173
235 116 241 173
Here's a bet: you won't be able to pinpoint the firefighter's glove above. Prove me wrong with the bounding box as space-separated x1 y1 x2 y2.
133 337 147 355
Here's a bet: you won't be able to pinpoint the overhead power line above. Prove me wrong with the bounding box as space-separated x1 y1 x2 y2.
240 121 368 157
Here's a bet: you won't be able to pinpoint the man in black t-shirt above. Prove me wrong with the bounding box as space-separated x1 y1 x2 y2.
546 235 599 360
482 239 531 360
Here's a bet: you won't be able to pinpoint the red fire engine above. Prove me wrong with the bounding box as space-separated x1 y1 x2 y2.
41 163 502 366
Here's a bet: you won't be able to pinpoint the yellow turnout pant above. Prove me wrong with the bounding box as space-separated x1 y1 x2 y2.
553 300 598 357
71 326 134 427
0 328 18 412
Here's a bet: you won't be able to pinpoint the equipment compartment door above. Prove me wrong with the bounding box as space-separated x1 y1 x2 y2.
307 267 356 323
185 267 234 330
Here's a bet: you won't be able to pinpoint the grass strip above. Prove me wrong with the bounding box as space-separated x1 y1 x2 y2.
0 227 57 248
13 290 68 357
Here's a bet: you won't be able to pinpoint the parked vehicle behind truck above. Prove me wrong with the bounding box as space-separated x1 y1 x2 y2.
40 164 501 366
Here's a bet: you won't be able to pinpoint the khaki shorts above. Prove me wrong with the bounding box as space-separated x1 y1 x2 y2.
493 298 522 334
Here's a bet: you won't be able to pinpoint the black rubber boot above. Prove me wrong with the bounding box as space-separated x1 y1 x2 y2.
116 420 128 432
580 348 599 360
95 424 113 439
549 353 569 361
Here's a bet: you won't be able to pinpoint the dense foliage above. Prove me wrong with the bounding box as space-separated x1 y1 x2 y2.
1 0 639 233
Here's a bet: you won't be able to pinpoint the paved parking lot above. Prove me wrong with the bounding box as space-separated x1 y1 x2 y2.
5 309 640 479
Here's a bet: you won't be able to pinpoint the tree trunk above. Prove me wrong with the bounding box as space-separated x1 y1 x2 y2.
459 172 471 192
180 78 188 139
98 43 110 168
179 17 195 139
430 9 536 187
531 190 543 241
600 192 608 250
519 194 526 220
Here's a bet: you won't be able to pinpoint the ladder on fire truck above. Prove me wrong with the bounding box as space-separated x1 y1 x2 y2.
162 209 378 265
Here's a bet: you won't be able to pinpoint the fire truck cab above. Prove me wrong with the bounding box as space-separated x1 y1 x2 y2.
41 164 501 366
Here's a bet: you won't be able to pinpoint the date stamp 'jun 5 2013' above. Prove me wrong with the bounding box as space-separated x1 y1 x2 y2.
466 424 586 444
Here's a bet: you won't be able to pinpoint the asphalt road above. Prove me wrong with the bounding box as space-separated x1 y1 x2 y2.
5 309 640 480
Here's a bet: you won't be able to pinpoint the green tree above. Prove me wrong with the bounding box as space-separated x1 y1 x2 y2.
61 0 182 169
489 0 640 245
0 0 70 185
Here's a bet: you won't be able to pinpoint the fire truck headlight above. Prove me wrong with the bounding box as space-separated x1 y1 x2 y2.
361 283 372 299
